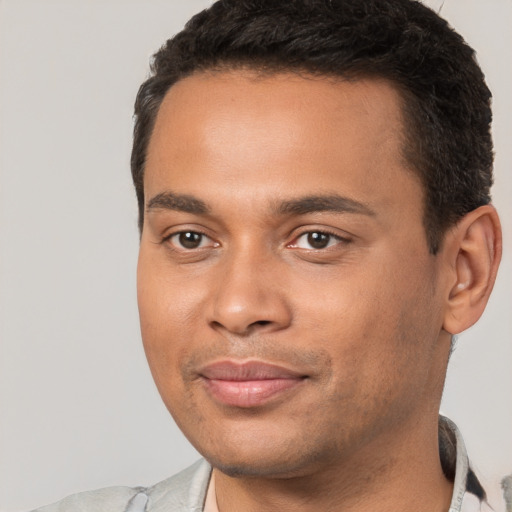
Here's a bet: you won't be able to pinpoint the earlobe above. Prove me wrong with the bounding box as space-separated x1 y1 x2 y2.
443 205 502 335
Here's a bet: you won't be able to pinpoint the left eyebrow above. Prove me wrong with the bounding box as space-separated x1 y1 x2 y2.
276 195 376 217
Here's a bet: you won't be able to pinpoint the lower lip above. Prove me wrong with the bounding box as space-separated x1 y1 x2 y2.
202 377 304 408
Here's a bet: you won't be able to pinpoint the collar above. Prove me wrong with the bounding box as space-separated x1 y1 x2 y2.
440 416 487 512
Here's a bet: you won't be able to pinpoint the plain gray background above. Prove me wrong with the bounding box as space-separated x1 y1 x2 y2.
0 1 510 510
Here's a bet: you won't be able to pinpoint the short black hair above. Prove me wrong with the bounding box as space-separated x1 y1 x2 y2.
131 0 493 253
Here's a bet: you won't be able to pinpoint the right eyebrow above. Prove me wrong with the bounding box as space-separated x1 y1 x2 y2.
146 191 210 215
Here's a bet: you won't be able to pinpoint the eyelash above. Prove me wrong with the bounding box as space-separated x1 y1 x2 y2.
162 230 216 250
288 229 352 250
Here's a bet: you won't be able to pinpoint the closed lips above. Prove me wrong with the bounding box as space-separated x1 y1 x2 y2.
199 360 307 380
199 360 307 408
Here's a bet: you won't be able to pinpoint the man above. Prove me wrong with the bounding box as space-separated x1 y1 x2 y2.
34 0 504 511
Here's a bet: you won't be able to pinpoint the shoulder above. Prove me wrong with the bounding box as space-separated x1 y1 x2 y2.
30 485 145 512
31 459 212 512
145 458 211 511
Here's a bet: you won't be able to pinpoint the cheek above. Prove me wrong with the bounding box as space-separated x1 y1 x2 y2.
296 252 439 390
137 246 206 333
137 272 200 424
293 259 399 347
137 250 200 385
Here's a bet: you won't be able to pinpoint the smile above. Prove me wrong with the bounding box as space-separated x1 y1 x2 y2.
199 360 307 408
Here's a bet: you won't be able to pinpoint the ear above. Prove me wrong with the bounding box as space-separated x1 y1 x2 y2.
442 205 502 335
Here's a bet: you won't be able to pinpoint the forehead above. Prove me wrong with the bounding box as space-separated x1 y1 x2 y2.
149 70 406 158
144 70 421 217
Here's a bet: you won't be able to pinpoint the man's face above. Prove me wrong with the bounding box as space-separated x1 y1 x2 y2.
137 71 450 478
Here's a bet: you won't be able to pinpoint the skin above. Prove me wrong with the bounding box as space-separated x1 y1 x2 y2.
137 71 501 512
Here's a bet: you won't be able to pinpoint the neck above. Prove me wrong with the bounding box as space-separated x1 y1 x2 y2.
213 414 453 512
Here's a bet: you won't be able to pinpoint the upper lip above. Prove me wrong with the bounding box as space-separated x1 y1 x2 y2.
199 360 306 381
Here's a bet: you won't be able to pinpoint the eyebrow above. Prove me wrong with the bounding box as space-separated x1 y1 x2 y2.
146 191 375 217
277 195 376 217
146 192 209 214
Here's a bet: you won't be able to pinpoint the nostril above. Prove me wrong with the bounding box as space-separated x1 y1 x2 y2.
210 319 271 333
249 320 272 329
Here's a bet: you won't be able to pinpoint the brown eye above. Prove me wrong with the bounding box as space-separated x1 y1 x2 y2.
167 231 214 250
307 232 331 249
289 230 350 250
178 232 203 249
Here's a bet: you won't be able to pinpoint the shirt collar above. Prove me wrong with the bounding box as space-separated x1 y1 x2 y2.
440 415 487 512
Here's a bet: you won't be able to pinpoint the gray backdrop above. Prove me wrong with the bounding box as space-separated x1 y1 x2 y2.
0 1 510 510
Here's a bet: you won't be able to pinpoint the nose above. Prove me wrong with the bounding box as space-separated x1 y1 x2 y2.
208 249 292 336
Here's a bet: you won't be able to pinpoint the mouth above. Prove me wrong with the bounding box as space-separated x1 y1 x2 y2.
198 360 308 408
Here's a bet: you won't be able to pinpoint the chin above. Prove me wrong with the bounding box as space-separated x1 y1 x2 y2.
201 441 330 480
207 458 307 479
